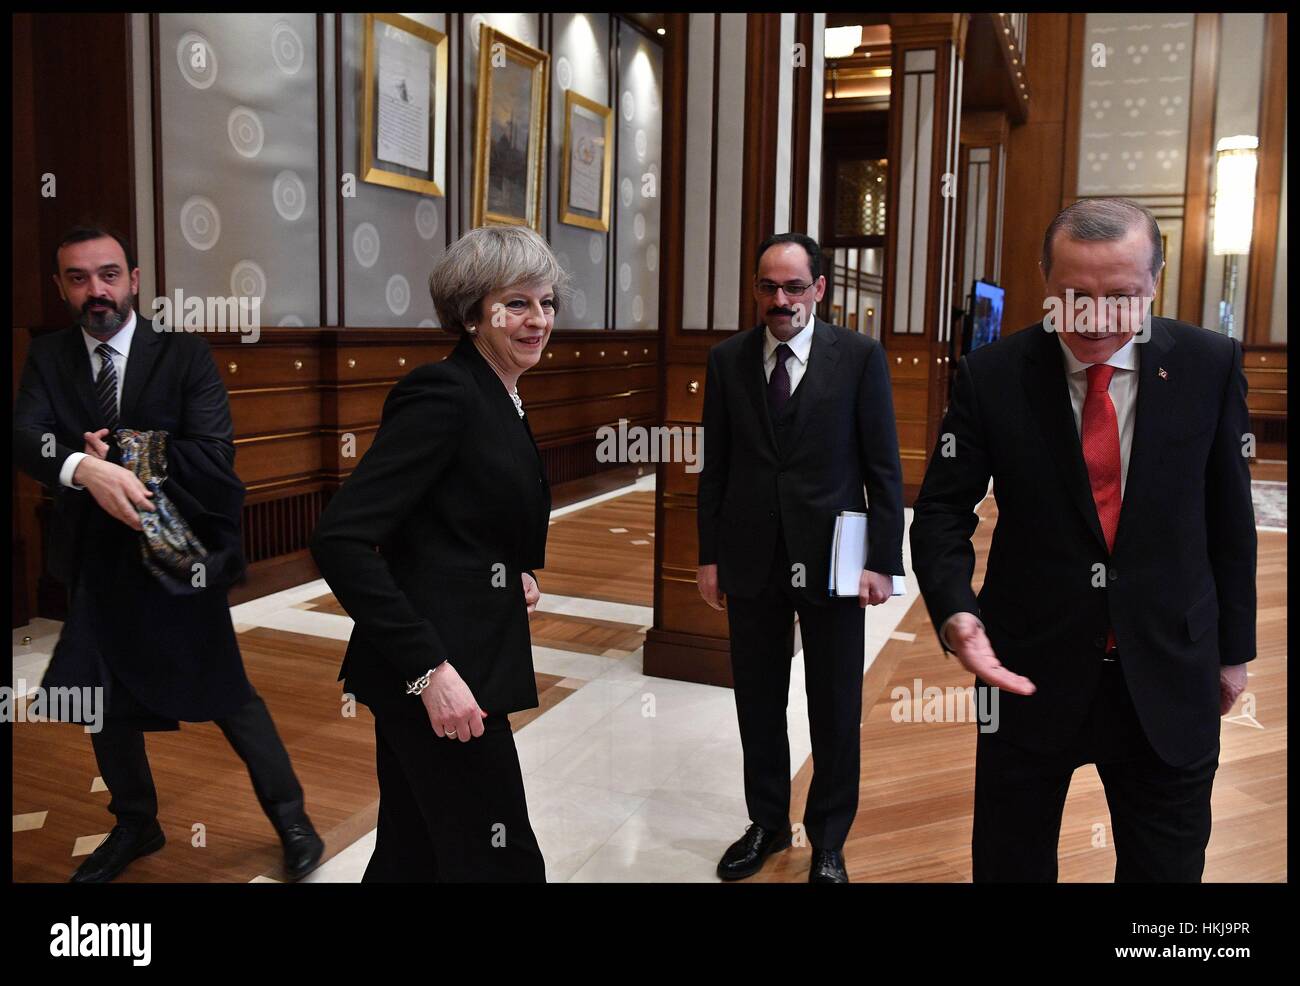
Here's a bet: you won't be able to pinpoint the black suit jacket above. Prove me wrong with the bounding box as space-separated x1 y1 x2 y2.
310 335 551 717
697 319 905 601
909 318 1256 767
12 317 253 724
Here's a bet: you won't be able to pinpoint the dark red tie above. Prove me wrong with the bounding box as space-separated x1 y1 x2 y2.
1082 363 1121 652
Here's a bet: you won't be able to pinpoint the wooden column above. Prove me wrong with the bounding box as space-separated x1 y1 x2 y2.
882 13 968 500
13 13 137 625
644 13 785 686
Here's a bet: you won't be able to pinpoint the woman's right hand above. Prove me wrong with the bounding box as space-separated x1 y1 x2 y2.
419 662 488 742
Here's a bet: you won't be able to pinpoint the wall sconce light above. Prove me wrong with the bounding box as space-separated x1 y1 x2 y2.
1212 134 1259 339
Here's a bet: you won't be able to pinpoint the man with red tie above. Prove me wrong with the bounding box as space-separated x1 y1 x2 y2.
910 198 1256 882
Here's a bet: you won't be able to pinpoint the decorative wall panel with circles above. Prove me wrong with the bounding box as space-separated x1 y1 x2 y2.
273 170 307 221
180 196 222 251
227 106 264 158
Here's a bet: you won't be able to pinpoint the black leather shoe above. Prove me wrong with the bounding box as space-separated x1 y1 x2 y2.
70 822 165 883
280 820 324 880
809 848 849 883
716 823 792 881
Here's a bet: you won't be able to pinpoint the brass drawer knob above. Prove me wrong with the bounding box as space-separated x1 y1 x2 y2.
347 358 357 369
688 380 699 394
912 357 919 366
293 359 303 370
228 362 238 374
398 357 407 367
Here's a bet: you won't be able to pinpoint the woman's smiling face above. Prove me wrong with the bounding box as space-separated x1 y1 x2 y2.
473 280 556 376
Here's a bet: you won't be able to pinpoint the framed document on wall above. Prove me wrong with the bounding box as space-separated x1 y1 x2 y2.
361 13 448 197
472 24 549 231
559 90 613 232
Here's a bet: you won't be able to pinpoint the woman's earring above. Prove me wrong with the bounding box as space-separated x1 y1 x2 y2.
467 324 478 336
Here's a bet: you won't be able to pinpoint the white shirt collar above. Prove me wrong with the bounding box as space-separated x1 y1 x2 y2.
764 313 816 365
1057 332 1139 375
82 309 137 361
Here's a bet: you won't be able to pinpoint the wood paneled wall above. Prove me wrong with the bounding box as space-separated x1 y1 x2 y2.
209 327 658 603
13 13 141 625
997 12 1070 336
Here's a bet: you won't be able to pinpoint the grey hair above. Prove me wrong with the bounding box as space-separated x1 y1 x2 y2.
1041 198 1164 279
428 225 571 336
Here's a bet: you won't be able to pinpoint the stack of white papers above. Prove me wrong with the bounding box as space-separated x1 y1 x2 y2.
829 510 907 597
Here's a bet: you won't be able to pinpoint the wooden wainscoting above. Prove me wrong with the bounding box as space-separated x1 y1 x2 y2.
209 327 660 603
17 327 660 620
1243 343 1287 463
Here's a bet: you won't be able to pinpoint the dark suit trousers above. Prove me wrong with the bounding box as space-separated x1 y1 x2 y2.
972 659 1219 882
90 692 306 836
725 537 866 850
362 698 545 883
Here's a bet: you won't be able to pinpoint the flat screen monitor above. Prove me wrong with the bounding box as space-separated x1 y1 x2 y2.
969 280 1004 351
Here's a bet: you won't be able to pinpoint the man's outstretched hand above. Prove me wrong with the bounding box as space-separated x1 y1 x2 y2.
943 612 1036 697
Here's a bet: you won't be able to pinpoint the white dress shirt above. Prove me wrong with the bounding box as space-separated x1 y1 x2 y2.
60 310 138 489
762 314 816 394
941 332 1142 651
1057 333 1140 499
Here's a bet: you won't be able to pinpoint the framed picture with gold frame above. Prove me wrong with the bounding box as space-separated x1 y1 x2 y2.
559 90 613 232
472 24 549 230
360 13 448 197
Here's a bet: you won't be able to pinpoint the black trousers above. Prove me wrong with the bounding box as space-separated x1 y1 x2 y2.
363 698 545 883
972 659 1219 882
725 538 866 850
89 692 306 836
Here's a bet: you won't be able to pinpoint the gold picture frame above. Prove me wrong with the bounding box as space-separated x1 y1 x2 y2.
472 24 549 231
559 90 613 232
361 13 448 197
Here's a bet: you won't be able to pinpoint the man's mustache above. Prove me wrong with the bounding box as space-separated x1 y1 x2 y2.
767 307 797 318
84 297 118 313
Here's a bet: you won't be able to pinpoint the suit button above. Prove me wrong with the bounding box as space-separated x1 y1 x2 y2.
1093 635 1106 649
1107 568 1118 582
768 511 776 518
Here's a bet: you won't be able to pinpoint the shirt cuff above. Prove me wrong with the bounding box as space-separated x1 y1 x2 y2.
60 452 88 490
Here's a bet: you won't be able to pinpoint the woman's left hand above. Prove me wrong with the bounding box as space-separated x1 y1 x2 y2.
522 572 541 615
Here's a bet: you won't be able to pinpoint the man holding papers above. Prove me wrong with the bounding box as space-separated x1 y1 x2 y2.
696 233 905 883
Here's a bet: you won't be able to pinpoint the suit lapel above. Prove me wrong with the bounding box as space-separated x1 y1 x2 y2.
785 319 840 452
456 335 544 490
1112 318 1175 553
740 325 778 454
119 316 160 425
1022 323 1108 552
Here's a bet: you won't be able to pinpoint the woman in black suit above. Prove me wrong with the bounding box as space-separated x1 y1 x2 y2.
310 225 565 882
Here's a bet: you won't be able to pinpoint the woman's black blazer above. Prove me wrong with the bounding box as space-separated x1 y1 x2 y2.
310 335 551 717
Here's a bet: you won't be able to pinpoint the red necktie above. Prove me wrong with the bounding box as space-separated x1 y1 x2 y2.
1081 363 1121 652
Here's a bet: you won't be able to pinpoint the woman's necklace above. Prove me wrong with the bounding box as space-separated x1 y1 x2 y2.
509 389 524 418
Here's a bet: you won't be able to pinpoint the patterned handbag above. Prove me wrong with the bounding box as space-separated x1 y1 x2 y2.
115 429 210 588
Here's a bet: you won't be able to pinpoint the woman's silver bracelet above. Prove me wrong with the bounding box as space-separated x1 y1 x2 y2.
406 667 439 696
